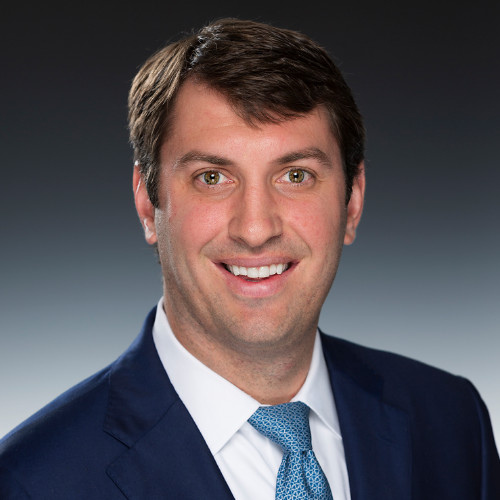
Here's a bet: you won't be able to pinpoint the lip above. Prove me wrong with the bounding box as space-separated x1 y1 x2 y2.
214 260 296 299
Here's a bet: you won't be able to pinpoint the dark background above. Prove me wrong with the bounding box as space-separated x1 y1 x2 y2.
1 1 498 445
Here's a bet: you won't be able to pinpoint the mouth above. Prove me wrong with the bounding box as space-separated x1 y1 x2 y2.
222 262 292 281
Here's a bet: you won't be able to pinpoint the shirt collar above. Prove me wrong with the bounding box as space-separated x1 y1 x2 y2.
152 298 341 455
292 329 341 439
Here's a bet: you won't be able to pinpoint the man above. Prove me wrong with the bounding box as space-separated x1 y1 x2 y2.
0 18 499 499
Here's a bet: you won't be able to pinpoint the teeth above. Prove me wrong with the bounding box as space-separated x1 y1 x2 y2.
258 266 270 278
226 263 289 278
247 267 259 278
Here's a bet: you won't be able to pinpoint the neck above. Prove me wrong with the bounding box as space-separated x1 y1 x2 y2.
213 342 315 405
166 308 316 405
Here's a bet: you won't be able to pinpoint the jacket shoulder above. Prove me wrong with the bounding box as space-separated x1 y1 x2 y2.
0 364 126 498
320 331 470 391
319 331 494 434
321 332 500 496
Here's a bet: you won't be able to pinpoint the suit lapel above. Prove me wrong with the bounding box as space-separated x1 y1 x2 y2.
321 333 412 500
106 400 234 499
103 308 234 499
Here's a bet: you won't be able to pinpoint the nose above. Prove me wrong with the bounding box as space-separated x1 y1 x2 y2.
228 182 283 248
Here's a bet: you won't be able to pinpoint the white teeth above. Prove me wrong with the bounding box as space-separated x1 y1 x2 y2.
258 266 270 278
247 267 259 278
227 263 289 278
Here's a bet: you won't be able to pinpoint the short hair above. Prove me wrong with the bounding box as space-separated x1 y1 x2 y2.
128 18 365 207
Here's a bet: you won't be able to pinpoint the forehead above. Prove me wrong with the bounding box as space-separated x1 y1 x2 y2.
162 80 339 161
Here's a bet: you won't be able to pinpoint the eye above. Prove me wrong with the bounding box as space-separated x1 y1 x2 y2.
279 168 312 184
288 169 305 183
198 170 228 185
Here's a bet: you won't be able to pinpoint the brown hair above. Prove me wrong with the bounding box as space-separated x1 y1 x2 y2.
128 18 365 207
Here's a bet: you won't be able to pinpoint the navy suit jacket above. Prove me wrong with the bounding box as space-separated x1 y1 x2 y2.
1 307 499 499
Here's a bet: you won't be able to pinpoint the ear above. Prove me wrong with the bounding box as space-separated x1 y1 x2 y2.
133 162 157 245
344 162 365 245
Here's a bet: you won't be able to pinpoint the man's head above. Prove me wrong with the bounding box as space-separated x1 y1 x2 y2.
129 18 365 208
131 19 365 394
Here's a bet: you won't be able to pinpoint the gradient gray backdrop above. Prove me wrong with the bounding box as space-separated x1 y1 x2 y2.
1 1 499 450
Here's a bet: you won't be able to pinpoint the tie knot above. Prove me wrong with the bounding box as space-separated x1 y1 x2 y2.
248 401 312 453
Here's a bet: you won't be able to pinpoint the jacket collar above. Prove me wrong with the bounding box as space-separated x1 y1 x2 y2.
321 332 412 500
103 307 234 499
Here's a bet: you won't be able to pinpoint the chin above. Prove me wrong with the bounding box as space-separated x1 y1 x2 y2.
215 311 317 353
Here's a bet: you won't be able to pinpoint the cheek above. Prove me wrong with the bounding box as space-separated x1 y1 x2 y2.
285 196 345 249
167 191 229 251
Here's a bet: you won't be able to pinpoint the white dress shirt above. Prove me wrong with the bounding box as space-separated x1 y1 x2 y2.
152 298 351 500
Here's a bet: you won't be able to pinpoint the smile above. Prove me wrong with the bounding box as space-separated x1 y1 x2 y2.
224 263 290 279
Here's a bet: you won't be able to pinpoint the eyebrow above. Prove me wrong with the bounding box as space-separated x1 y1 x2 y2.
172 147 333 170
173 151 231 170
275 147 333 169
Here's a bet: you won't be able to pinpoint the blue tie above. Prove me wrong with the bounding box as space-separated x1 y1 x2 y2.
248 401 333 499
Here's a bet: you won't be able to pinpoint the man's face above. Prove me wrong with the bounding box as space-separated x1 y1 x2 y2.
135 80 364 358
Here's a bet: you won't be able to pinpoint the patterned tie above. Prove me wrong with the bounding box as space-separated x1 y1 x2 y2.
248 401 333 499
